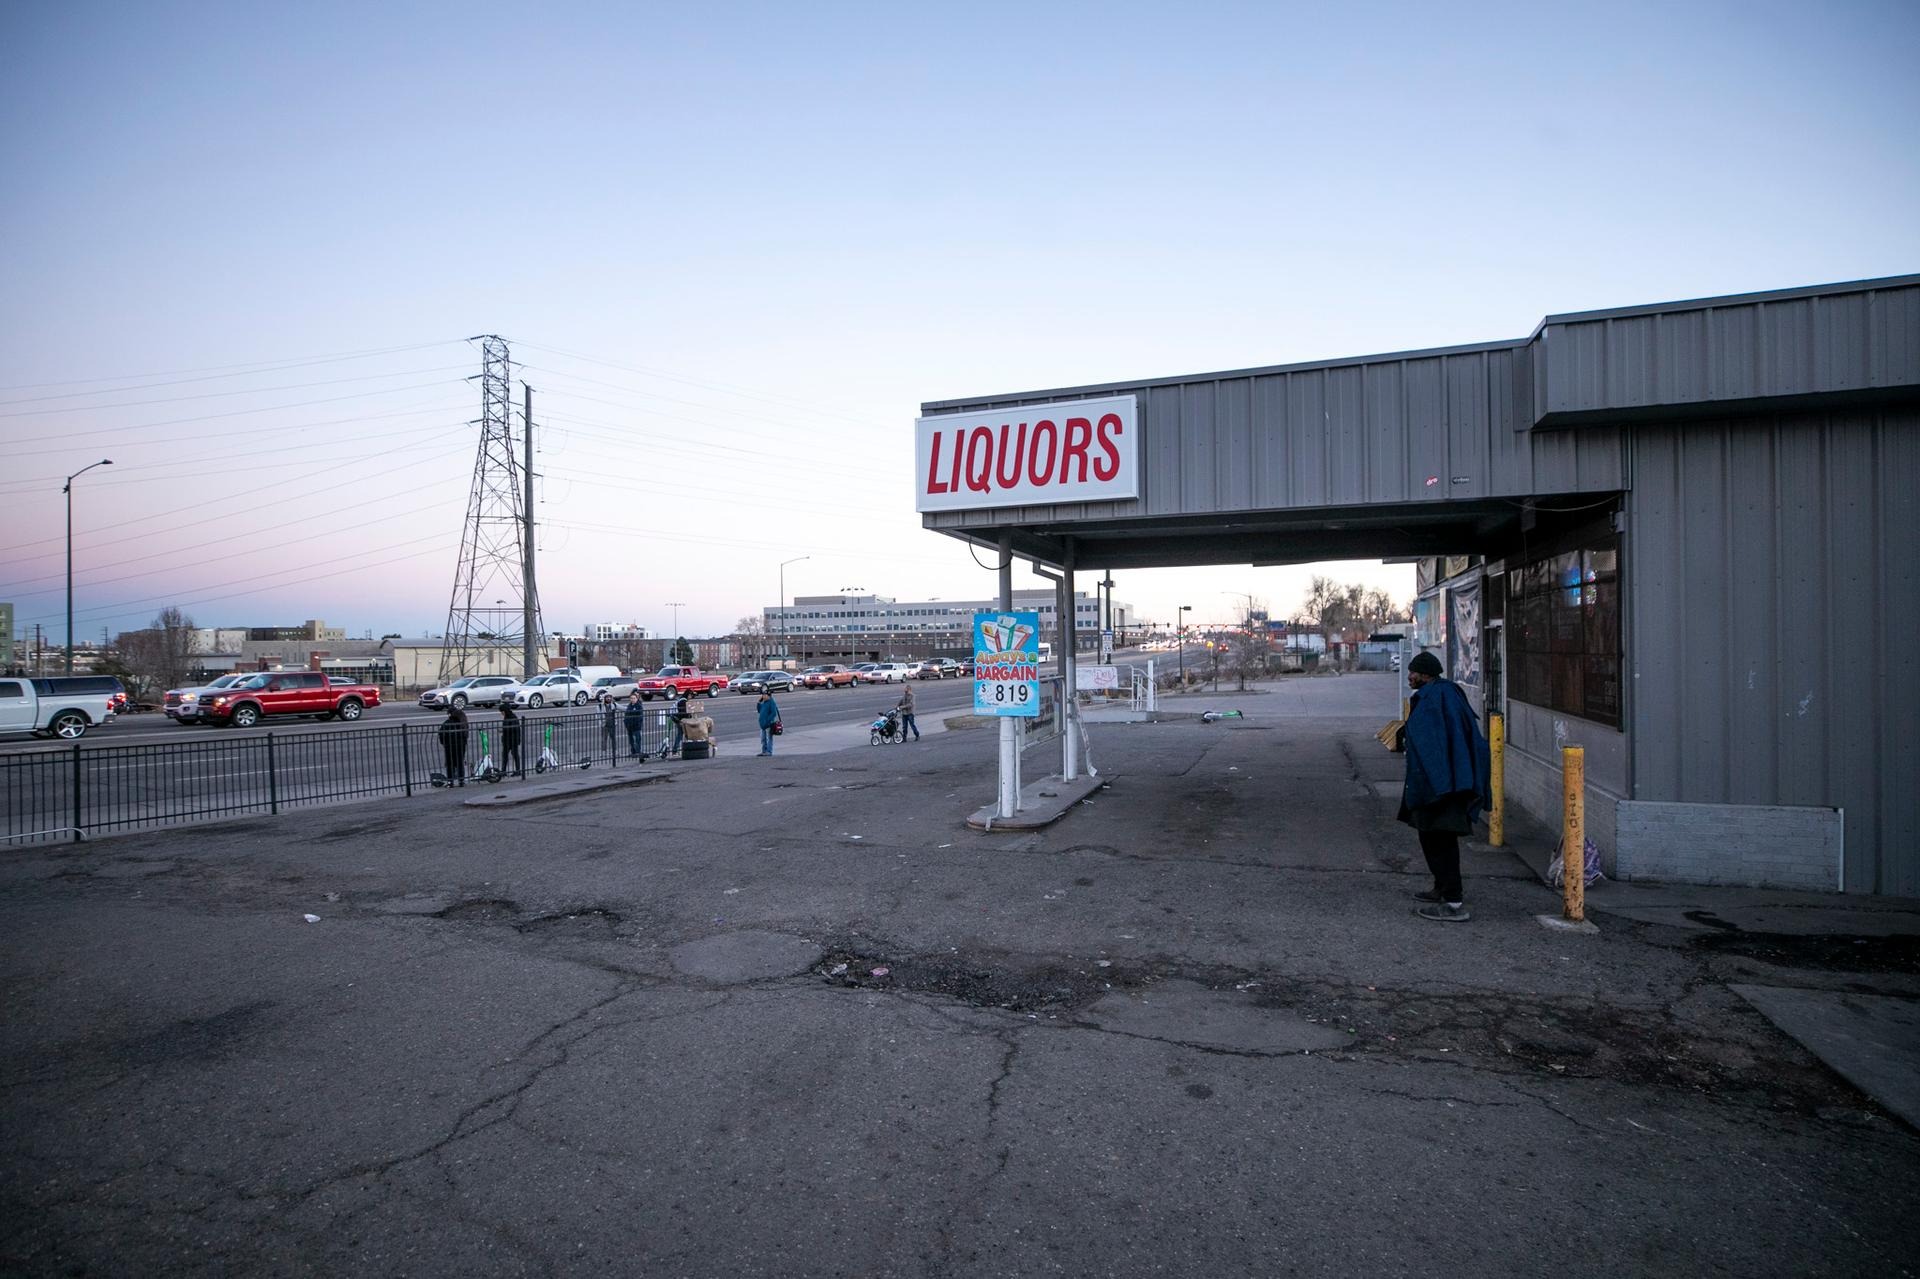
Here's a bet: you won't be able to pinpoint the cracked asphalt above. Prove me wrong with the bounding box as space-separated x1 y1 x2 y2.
3 675 1917 1277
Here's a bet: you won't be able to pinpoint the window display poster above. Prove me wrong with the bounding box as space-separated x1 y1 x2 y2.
1448 581 1482 686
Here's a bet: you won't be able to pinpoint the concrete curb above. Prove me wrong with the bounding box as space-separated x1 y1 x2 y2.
459 767 671 807
967 772 1110 831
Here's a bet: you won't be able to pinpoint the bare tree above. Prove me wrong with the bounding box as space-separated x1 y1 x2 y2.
734 615 770 666
1231 630 1271 690
113 606 199 701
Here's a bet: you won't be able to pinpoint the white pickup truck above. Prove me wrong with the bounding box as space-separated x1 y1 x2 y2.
0 676 124 740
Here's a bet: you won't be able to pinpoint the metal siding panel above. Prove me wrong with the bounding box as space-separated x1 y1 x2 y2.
1627 430 1685 801
1816 292 1871 391
1404 359 1448 502
1284 371 1328 507
1677 424 1733 801
1757 298 1815 398
1217 378 1254 511
1445 353 1490 499
1875 410 1920 895
1326 366 1367 504
1872 285 1920 387
1823 415 1883 892
1724 422 1780 803
1251 375 1289 507
1488 349 1533 490
1144 383 1186 517
1708 305 1757 402
1772 420 1830 818
1363 362 1402 502
1605 315 1658 407
1656 309 1710 405
1181 384 1216 513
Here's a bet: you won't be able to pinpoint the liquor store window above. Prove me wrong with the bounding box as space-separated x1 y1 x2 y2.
1506 533 1620 728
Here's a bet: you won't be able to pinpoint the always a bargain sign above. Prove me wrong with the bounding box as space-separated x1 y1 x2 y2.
914 394 1139 512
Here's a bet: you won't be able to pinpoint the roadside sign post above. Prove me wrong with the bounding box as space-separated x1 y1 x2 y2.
975 605 1040 819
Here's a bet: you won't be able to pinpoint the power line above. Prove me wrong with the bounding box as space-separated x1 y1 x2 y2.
3 377 469 446
1 430 474 554
0 338 462 394
0 402 471 472
0 362 472 416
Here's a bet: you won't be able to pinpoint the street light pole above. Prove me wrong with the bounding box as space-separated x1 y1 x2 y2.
1178 604 1192 685
64 459 112 675
779 555 809 665
665 602 686 659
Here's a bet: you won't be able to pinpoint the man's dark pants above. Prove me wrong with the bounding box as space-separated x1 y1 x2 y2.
1419 830 1464 902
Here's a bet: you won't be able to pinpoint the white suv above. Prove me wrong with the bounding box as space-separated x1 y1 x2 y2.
507 673 593 707
861 663 912 683
418 675 522 710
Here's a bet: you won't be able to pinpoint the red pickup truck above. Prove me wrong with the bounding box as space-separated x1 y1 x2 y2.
634 666 729 701
200 672 382 727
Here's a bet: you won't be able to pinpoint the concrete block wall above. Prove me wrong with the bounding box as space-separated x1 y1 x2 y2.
1500 700 1626 871
1615 802 1843 891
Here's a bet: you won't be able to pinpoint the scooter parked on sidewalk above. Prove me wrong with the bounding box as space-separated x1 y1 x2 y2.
431 729 503 787
533 722 592 774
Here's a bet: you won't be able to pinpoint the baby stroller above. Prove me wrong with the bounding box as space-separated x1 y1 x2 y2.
869 708 902 745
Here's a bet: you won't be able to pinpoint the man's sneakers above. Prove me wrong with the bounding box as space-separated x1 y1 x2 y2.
1412 889 1444 903
1415 902 1471 923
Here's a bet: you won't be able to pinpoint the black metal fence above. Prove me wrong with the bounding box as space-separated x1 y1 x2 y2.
1 706 672 846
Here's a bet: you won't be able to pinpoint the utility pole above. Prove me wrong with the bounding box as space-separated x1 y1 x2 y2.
666 603 686 658
522 383 539 681
64 458 112 675
1100 570 1115 662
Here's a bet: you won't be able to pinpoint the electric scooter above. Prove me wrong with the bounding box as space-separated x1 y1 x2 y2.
534 721 593 774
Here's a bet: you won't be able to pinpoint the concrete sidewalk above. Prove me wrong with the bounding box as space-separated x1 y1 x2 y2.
2 684 1916 1277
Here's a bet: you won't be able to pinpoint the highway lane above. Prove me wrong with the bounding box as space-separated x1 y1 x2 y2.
1 676 986 842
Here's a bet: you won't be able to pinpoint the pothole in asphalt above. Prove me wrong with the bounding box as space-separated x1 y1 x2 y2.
433 898 521 922
672 930 823 983
517 908 622 938
1684 929 1920 974
816 940 1145 1013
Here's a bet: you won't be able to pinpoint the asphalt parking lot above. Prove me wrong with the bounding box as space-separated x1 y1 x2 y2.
3 674 1915 1277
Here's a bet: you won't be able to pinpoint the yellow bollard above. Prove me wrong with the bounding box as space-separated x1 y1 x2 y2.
1561 746 1585 922
1488 714 1505 847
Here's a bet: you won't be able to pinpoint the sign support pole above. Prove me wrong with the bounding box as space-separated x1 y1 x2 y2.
997 531 1019 818
1060 540 1079 781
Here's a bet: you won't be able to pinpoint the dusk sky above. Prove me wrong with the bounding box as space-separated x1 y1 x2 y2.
3 1 1915 648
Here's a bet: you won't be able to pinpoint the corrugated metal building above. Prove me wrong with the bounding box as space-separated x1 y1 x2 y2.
920 274 1919 896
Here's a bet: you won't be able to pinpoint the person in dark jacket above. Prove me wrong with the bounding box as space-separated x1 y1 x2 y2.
661 694 691 759
498 702 525 778
623 691 647 756
1398 651 1492 922
756 690 781 756
437 705 471 786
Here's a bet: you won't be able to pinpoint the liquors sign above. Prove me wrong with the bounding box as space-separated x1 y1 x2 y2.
915 395 1139 512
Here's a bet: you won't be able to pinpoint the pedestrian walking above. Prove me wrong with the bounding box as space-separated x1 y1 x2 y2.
437 705 470 786
623 691 647 757
896 682 921 741
1397 651 1492 922
498 702 525 778
757 690 781 756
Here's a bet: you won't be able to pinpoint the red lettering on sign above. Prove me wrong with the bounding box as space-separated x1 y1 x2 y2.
1093 413 1123 481
1028 420 1057 486
995 422 1028 489
924 431 950 494
963 426 993 493
1061 417 1092 484
946 428 963 492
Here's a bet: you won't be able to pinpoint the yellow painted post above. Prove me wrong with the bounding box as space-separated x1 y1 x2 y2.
1561 746 1585 922
1488 713 1505 847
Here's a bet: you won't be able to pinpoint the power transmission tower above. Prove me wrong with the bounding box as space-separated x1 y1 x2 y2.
439 336 543 685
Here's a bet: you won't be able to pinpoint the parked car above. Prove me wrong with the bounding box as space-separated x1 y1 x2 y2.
860 662 912 683
418 675 522 710
732 671 794 694
0 675 126 740
506 672 594 708
800 664 859 689
912 658 960 680
591 674 640 703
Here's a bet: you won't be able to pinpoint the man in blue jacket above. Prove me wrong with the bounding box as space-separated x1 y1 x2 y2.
1398 651 1492 922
